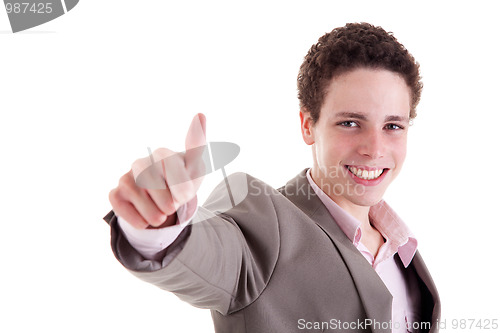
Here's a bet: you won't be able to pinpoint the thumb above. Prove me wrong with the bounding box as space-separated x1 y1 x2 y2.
184 114 209 181
185 113 206 151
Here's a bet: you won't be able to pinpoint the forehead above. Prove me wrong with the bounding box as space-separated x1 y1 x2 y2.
321 68 411 120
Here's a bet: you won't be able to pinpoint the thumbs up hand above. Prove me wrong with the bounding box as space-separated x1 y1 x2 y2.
109 114 207 229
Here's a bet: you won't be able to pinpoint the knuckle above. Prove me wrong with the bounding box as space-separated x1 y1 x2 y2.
118 173 129 186
161 200 176 216
148 211 167 226
191 161 206 178
118 173 135 191
153 147 175 161
109 196 126 216
171 182 195 204
154 147 168 155
108 188 119 204
131 157 150 177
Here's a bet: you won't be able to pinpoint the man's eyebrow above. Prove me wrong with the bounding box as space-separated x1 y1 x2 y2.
334 112 368 120
384 115 409 123
335 112 409 123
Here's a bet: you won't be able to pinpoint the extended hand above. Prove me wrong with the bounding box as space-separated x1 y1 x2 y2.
108 113 207 229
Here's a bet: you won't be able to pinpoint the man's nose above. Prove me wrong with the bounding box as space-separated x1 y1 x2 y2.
357 129 385 159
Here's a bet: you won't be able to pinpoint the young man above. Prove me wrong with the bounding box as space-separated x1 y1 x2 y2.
105 23 440 332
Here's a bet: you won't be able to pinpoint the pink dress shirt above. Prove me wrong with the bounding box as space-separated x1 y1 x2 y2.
119 170 423 332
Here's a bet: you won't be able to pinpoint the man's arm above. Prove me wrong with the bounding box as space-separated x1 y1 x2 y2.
105 114 279 314
105 173 280 315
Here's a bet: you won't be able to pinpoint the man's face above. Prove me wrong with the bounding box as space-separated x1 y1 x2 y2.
300 68 411 208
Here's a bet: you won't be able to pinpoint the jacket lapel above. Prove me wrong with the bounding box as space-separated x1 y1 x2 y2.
282 169 392 332
411 252 441 332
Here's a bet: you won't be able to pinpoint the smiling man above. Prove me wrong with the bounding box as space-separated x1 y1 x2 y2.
105 23 440 333
302 68 411 257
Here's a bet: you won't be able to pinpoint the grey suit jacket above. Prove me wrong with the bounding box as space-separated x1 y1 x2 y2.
105 169 440 333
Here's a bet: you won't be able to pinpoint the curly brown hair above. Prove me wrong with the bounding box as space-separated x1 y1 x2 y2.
297 22 422 123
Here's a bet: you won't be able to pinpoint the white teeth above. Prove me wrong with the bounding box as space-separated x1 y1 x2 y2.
347 166 385 180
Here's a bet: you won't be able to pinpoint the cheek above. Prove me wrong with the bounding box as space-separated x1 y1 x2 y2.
318 137 354 163
392 138 408 171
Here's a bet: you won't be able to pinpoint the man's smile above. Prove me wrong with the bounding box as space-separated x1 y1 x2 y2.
345 165 390 185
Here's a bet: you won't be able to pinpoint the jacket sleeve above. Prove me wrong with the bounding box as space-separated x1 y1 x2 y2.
104 172 281 315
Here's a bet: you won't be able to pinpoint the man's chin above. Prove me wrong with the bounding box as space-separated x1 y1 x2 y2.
344 193 384 208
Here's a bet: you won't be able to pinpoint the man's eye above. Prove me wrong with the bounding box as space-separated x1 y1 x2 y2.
338 121 358 128
385 123 404 130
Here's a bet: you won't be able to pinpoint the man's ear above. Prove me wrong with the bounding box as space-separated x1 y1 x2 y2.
300 108 315 145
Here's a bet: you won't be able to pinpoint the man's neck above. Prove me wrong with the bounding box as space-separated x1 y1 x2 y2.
328 194 371 227
309 168 385 257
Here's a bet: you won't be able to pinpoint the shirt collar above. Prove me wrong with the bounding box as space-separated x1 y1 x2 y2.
306 168 417 267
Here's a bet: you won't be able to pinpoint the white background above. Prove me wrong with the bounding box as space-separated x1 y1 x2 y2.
1 1 499 332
